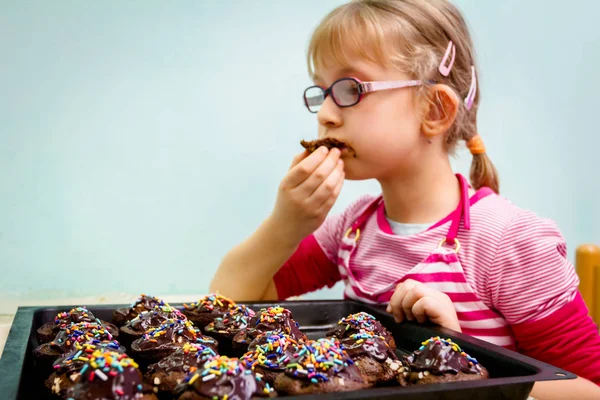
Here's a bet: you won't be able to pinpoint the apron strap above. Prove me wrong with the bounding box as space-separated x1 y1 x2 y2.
445 174 471 244
346 174 471 243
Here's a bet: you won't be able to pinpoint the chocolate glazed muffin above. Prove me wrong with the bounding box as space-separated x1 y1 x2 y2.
37 306 119 344
204 305 255 355
274 338 369 395
45 342 126 398
400 337 489 386
144 343 219 397
339 330 403 386
241 332 301 385
232 306 307 356
175 356 276 400
327 312 396 350
113 294 169 327
120 306 187 349
34 322 120 372
65 349 158 400
182 293 236 329
130 319 218 368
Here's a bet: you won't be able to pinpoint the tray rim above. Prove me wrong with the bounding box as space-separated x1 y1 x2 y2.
0 300 576 399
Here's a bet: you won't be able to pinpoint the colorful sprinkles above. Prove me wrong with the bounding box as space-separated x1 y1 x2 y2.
183 292 235 311
128 305 186 326
185 356 274 397
338 312 378 331
131 293 167 308
141 318 199 342
286 338 353 384
241 332 299 370
78 349 139 382
207 305 255 332
51 322 115 350
420 337 479 366
54 307 99 327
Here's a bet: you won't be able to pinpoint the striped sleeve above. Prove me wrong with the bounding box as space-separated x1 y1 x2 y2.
489 210 579 324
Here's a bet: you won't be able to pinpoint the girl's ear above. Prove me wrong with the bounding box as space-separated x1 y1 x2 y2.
421 84 459 138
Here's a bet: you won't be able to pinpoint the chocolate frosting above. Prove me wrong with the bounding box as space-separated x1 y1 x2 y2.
405 337 484 375
178 356 273 399
205 305 254 334
242 332 300 371
184 293 235 314
116 294 168 322
65 349 146 400
340 331 397 363
52 342 125 375
131 319 217 352
147 343 218 374
49 322 117 354
327 312 394 345
234 306 306 345
125 306 186 333
284 338 363 383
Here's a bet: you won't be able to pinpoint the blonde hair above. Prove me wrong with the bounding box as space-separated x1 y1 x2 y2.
307 0 499 193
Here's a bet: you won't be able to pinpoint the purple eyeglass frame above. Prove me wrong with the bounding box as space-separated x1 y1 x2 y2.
303 76 423 113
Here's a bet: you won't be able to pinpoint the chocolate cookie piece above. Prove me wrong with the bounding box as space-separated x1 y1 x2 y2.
232 306 307 357
400 336 489 386
241 332 301 385
37 307 118 344
300 138 355 156
327 312 396 350
182 293 236 330
204 304 255 355
174 356 276 400
65 349 157 400
45 342 126 398
144 343 218 397
131 319 218 368
120 305 187 348
339 330 403 386
113 294 169 327
274 338 369 395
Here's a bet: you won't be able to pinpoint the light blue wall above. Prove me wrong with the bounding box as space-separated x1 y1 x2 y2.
1 1 598 300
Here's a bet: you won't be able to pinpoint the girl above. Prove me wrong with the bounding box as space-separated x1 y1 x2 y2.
210 0 600 397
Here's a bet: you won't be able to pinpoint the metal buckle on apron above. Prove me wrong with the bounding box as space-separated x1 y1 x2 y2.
344 228 361 242
438 238 461 253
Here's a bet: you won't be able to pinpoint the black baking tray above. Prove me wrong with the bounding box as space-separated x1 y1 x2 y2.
0 300 574 399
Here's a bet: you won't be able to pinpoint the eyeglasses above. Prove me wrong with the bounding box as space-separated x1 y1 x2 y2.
303 77 423 113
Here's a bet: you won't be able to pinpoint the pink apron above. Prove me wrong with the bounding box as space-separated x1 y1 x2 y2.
337 175 515 348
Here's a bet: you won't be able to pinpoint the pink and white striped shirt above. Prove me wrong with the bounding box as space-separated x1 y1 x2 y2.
274 187 600 385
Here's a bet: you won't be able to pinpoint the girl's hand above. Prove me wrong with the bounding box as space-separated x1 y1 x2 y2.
386 279 461 332
270 147 345 243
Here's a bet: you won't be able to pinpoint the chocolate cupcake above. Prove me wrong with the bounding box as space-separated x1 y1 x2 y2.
131 319 218 367
274 338 369 395
232 306 306 356
45 342 126 397
204 305 255 355
182 293 236 329
65 349 158 400
400 337 489 385
241 332 301 385
339 330 403 386
113 294 169 327
327 312 396 350
175 356 276 400
34 322 120 372
37 306 118 344
120 305 187 348
144 343 219 397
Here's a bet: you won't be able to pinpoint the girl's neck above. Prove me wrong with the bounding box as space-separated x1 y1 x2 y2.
379 159 461 225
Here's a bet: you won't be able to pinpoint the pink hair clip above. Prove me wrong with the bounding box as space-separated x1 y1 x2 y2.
438 41 456 77
464 66 477 110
